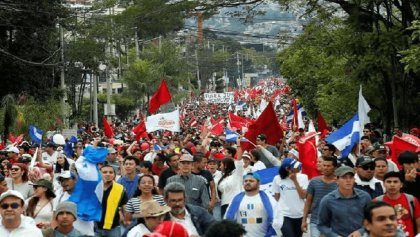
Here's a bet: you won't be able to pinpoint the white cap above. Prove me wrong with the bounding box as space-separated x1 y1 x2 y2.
6 146 19 154
56 171 75 180
0 190 24 203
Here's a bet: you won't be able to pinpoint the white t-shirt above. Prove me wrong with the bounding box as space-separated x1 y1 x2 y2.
41 151 58 164
271 175 282 195
235 194 275 237
127 223 151 237
252 161 266 171
276 173 309 218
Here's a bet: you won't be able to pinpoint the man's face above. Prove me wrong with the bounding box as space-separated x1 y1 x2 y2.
322 147 333 157
123 159 137 174
322 160 336 176
107 153 117 161
0 197 24 224
165 192 185 215
207 161 218 173
402 162 418 173
101 167 115 183
196 158 208 171
357 163 375 181
168 155 179 169
243 177 259 192
363 129 371 137
384 177 402 195
56 211 76 228
59 178 76 192
6 152 17 159
256 138 264 145
374 160 388 178
364 206 397 237
337 173 355 191
179 161 192 174
0 180 8 194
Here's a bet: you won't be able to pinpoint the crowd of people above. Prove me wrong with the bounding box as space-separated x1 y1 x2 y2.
0 78 419 237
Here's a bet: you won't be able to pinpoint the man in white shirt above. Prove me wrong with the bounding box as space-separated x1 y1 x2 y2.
54 171 95 236
225 172 282 237
42 142 59 165
0 190 42 237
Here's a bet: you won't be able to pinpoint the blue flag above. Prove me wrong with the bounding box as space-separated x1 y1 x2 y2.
29 125 43 144
325 113 360 158
286 104 307 123
224 129 247 143
153 143 168 151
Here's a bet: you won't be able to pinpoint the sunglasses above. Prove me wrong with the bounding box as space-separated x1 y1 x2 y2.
0 202 20 209
10 168 20 172
361 166 375 171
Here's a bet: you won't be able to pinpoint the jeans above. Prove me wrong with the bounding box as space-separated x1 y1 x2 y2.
281 217 303 237
310 222 321 237
212 201 222 221
95 226 121 237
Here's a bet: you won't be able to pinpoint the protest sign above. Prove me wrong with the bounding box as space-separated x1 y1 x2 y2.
204 92 234 104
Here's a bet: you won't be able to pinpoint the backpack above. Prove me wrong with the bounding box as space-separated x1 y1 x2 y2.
376 193 417 235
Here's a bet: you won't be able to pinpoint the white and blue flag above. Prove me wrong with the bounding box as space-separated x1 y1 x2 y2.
224 128 247 143
287 104 307 124
325 113 360 158
69 146 108 221
29 125 43 144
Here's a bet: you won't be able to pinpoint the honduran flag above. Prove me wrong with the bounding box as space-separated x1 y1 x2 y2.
69 146 108 221
286 104 307 124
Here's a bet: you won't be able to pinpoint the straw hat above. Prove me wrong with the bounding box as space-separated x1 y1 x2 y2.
132 200 171 218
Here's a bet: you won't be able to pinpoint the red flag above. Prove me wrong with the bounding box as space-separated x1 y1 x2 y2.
149 80 172 114
103 117 114 139
386 135 420 167
317 112 329 140
297 132 320 179
189 117 198 127
132 121 148 141
292 98 298 131
8 133 16 143
209 120 225 136
243 102 283 150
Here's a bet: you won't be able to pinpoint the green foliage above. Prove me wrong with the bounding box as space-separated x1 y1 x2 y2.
401 21 420 73
0 97 62 142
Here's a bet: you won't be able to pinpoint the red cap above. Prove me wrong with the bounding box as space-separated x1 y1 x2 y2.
153 221 188 237
140 142 150 151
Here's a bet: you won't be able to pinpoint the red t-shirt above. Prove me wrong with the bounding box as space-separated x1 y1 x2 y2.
381 194 420 237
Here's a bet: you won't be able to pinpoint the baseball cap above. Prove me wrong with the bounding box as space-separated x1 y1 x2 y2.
373 144 386 152
0 190 24 203
140 142 150 151
281 158 302 170
243 172 261 182
356 157 374 167
179 154 193 162
55 201 77 219
107 147 117 154
56 171 76 180
335 166 355 177
6 146 19 154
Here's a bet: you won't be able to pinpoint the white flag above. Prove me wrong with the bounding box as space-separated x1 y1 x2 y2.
358 85 371 136
146 109 180 132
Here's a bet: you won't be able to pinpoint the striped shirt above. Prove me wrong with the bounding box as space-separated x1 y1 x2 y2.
167 174 210 209
306 176 337 224
125 195 166 214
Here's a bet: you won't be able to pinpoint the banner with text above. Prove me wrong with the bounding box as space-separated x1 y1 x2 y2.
146 109 180 132
204 92 234 104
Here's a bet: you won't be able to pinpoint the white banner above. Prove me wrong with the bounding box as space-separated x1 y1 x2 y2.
204 92 234 104
146 109 180 132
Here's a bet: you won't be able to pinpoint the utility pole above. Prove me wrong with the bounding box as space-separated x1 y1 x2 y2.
59 22 68 128
135 30 140 59
237 52 241 88
195 49 201 91
93 73 98 128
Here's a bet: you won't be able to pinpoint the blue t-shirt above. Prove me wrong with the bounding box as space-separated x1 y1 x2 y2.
306 176 337 224
117 175 140 199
